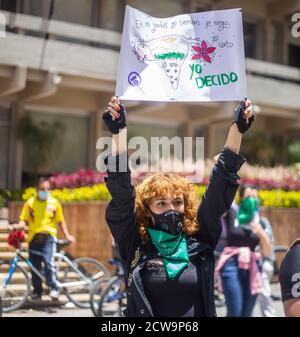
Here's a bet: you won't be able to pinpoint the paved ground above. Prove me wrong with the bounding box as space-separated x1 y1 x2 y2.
3 298 285 317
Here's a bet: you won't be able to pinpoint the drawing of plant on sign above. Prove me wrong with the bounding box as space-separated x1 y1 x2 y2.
133 35 190 90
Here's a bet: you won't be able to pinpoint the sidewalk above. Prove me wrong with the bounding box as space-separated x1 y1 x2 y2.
3 299 285 317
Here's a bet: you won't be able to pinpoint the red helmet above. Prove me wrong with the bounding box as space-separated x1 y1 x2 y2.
7 229 25 248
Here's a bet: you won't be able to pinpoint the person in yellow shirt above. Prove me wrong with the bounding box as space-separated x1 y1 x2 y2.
16 177 75 300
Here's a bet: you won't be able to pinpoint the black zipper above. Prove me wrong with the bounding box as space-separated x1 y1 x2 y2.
132 265 154 316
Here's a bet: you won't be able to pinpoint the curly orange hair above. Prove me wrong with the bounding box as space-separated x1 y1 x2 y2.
135 172 200 241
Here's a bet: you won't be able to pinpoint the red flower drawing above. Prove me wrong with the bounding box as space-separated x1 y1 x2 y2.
191 40 216 63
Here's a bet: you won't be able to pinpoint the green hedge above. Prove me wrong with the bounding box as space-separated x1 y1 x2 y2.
18 184 300 209
22 185 111 203
259 190 300 208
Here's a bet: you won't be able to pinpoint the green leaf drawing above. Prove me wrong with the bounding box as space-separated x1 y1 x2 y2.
154 52 186 60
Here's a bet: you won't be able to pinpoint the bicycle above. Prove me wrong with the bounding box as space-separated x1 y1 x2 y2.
90 258 126 317
0 238 110 313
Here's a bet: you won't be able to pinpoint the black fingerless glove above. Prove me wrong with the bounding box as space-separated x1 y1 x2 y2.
232 100 255 134
102 104 127 134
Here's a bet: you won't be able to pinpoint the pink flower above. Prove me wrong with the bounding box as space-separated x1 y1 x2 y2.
191 41 216 63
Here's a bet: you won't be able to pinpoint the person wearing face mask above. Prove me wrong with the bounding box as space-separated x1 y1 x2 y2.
250 186 277 317
14 177 75 300
215 185 272 317
102 96 255 317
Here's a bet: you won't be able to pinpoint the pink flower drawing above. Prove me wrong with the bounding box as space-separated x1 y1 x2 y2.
191 40 216 63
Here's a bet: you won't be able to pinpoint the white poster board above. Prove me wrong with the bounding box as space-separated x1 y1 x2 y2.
116 6 247 102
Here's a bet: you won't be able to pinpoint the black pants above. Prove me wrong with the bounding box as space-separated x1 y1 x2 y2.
29 234 58 295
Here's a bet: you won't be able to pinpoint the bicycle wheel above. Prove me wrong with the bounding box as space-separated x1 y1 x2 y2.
97 276 127 317
89 278 111 317
62 257 110 309
213 250 226 308
0 260 31 313
271 246 289 301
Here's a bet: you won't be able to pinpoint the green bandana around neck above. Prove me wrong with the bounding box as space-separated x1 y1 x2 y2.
238 197 258 226
147 227 189 279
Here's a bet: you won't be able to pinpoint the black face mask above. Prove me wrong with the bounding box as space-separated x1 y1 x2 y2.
149 209 184 235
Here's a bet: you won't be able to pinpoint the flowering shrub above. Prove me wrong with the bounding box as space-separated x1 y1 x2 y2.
49 169 106 189
239 163 300 191
11 158 300 208
48 161 300 191
204 160 300 191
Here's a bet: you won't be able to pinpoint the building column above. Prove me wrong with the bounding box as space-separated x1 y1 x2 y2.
207 124 216 159
90 108 107 170
282 18 290 65
263 19 272 62
182 121 195 160
8 102 25 189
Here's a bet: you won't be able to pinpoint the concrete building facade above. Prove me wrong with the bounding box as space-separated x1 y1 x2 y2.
0 0 299 189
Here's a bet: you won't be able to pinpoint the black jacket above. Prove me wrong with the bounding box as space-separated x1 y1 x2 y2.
105 147 245 317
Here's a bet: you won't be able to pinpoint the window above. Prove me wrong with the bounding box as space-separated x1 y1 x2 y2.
194 2 211 13
127 0 182 17
244 21 257 58
99 0 125 32
52 0 94 26
21 111 90 185
0 0 19 12
269 21 283 64
24 0 124 31
289 44 300 68
26 0 95 26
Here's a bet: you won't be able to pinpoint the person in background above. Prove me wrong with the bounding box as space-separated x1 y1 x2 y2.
215 184 272 317
237 187 260 231
215 200 238 254
13 177 75 300
251 186 277 317
279 238 300 317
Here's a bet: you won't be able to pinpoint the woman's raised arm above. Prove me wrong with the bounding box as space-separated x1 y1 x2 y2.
103 97 138 260
224 98 254 154
196 99 255 248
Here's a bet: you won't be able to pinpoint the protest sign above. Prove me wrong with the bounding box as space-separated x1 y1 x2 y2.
116 6 247 102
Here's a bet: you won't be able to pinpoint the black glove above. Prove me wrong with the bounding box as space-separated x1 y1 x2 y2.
232 99 255 134
102 104 127 134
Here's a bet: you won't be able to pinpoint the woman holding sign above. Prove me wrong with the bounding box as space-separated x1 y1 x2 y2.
102 96 255 317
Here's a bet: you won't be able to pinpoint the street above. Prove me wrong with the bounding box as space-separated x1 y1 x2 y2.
3 298 285 317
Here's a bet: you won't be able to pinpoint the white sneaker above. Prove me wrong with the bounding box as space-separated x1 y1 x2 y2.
49 289 60 300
